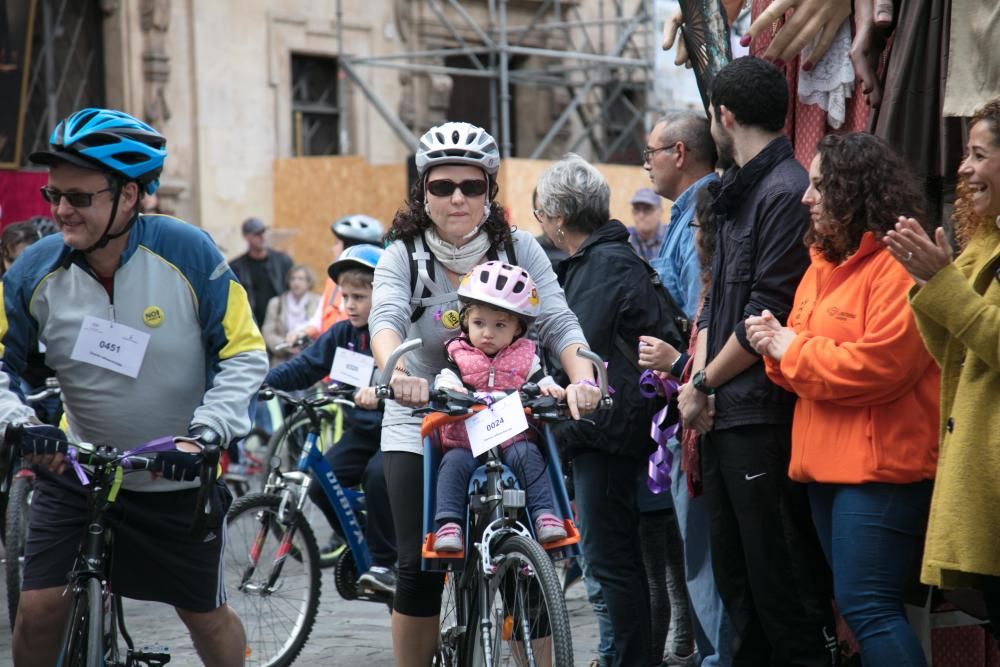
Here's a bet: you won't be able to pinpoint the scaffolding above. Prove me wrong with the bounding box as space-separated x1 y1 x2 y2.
337 0 660 164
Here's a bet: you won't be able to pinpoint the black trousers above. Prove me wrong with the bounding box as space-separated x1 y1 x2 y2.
702 424 835 667
573 450 652 667
307 426 396 567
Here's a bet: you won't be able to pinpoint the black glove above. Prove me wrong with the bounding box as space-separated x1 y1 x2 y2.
21 424 68 457
187 425 222 449
152 449 202 482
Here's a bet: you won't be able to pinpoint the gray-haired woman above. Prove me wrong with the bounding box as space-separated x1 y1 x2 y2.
534 154 680 667
369 124 601 667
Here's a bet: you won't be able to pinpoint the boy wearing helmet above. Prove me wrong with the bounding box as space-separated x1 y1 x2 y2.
0 108 266 666
264 244 397 593
431 261 569 551
291 213 385 341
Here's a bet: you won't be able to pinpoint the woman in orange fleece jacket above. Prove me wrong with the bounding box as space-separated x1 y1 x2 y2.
746 132 939 666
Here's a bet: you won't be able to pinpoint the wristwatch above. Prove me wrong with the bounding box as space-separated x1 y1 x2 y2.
692 369 715 396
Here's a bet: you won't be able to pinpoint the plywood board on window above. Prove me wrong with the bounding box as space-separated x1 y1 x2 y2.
273 154 670 281
272 156 407 280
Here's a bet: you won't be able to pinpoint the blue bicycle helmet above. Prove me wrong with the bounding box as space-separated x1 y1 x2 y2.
30 108 167 195
328 244 385 282
30 108 167 254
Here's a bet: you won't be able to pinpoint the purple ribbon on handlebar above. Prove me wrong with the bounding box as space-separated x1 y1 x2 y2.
639 369 680 494
66 447 89 486
119 436 179 468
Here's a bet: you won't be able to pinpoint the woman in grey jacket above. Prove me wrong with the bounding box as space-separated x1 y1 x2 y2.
369 122 600 666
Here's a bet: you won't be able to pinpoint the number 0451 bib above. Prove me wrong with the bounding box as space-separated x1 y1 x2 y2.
70 315 151 378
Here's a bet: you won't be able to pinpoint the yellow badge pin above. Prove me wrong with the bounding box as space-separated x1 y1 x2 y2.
441 309 461 329
143 306 164 328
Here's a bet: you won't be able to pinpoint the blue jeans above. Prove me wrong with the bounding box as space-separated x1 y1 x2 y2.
809 481 932 667
435 440 556 525
669 437 732 666
581 551 616 664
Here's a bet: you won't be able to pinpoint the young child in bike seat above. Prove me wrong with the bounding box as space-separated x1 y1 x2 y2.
432 261 568 552
264 244 397 595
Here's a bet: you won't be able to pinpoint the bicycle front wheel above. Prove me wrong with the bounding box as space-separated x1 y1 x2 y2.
58 576 103 667
468 534 574 666
225 492 321 667
5 474 32 628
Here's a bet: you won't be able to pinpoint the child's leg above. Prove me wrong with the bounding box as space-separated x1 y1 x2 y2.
308 427 375 532
433 448 479 526
360 449 397 567
501 440 557 517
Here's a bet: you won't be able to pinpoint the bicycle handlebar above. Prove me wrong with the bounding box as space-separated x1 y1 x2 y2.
374 339 613 412
1 425 220 537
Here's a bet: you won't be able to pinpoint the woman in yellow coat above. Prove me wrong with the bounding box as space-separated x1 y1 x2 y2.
885 97 1000 643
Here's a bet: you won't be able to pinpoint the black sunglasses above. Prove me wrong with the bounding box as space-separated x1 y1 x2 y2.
426 179 488 198
40 186 113 208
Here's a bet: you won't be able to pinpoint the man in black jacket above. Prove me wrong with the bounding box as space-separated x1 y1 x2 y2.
229 216 294 326
678 57 835 666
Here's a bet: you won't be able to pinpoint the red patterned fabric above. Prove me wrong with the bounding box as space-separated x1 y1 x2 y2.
439 336 537 451
749 1 871 168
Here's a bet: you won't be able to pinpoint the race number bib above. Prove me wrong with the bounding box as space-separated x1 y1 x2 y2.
465 392 529 457
330 347 376 387
70 315 151 378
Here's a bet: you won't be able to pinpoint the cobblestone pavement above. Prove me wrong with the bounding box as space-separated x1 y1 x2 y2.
0 514 602 666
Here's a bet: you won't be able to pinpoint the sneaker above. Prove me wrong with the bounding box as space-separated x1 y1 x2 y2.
357 565 397 595
534 513 567 544
663 650 698 666
434 522 464 552
318 533 346 568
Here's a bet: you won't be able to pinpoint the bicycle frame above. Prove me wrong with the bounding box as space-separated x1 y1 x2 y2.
259 389 375 578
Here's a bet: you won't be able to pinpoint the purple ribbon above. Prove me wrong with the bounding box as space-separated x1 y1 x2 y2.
639 370 680 494
66 446 90 486
119 436 179 468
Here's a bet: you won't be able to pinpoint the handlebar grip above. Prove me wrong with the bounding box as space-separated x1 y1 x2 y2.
190 444 220 538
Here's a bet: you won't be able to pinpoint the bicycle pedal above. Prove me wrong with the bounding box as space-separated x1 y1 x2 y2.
129 645 171 665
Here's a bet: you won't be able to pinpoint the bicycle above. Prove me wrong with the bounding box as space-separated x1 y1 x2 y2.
0 425 220 666
377 339 610 667
4 378 64 626
223 384 386 667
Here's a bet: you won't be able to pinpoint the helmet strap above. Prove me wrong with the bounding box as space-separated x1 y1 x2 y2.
82 180 138 254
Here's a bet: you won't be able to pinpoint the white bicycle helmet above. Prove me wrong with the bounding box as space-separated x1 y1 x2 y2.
415 122 500 177
330 214 384 246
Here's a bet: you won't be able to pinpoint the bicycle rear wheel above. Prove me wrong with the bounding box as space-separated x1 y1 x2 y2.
5 474 32 628
468 534 574 666
225 492 321 667
58 576 103 667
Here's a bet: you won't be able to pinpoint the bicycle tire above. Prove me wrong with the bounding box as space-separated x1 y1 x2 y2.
433 567 464 667
225 492 321 667
5 475 32 628
260 408 339 491
58 576 103 667
467 534 573 666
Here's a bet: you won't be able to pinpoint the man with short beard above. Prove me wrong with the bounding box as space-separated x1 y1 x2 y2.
678 57 836 665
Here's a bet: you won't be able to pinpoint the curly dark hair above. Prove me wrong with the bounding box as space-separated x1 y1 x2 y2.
386 175 513 248
710 57 788 133
693 186 721 294
953 98 1000 249
804 133 927 263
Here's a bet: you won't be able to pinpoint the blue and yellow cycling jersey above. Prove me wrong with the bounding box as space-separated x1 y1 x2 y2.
0 214 268 490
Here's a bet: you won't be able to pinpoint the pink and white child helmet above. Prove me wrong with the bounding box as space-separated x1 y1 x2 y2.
458 261 541 323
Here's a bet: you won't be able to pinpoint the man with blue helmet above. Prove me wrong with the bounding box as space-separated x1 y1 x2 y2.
264 243 397 594
0 107 267 666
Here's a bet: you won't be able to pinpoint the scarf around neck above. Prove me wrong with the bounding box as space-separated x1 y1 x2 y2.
423 226 492 275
